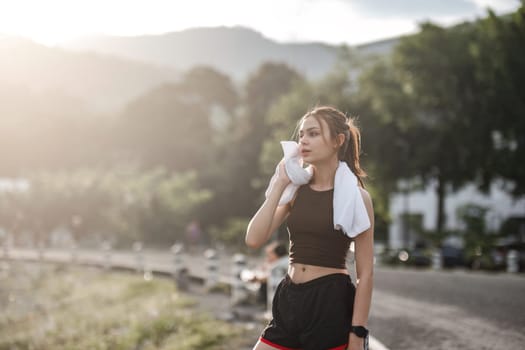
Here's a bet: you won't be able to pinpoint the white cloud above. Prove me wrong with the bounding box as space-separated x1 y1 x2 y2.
344 0 477 18
470 0 521 12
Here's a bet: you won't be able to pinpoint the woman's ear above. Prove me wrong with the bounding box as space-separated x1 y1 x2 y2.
336 133 345 147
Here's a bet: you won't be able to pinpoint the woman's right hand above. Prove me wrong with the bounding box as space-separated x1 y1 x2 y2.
276 159 292 186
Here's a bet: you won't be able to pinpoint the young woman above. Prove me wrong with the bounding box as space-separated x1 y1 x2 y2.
246 106 375 350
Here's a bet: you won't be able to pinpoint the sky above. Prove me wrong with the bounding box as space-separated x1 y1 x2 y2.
0 0 521 46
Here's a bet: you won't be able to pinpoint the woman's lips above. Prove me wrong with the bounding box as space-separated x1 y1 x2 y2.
300 150 311 156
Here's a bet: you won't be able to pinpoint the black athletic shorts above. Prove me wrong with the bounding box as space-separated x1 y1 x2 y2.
260 273 356 350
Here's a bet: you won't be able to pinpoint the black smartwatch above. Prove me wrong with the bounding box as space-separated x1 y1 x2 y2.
350 325 369 338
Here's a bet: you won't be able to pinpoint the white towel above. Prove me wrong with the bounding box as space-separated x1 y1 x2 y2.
265 141 371 238
333 161 372 238
265 141 313 206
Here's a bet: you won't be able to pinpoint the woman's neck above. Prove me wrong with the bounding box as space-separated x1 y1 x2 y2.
310 158 339 190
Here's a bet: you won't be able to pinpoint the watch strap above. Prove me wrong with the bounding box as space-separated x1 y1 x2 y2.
350 325 369 338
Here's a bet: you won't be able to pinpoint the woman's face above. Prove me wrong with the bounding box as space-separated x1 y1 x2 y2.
298 116 338 164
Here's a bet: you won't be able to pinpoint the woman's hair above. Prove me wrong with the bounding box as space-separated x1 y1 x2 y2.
298 106 367 188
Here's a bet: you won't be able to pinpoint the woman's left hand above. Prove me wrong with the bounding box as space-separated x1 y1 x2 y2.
347 332 364 350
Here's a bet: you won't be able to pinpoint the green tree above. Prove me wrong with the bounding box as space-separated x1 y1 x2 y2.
0 168 212 247
473 6 525 195
115 85 211 172
179 66 238 115
355 56 433 244
392 22 487 236
356 7 525 246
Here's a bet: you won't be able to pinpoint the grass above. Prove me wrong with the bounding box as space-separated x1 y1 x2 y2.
0 261 249 350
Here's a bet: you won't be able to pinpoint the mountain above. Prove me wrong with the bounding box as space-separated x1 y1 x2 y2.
0 36 180 113
0 29 399 114
61 26 343 81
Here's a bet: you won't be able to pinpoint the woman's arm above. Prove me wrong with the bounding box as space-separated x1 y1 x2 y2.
348 188 375 349
245 162 291 249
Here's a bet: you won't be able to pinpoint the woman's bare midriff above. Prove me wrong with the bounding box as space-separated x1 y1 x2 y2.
288 263 348 284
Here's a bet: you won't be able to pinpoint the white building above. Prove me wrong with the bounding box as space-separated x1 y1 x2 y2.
389 179 525 249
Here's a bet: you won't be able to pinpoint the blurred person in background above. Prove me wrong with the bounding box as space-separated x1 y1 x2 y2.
247 241 288 305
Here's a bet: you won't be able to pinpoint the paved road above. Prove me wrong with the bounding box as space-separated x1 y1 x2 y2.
369 267 525 350
4 248 524 350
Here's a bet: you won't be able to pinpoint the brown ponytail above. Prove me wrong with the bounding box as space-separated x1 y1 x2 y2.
343 118 367 188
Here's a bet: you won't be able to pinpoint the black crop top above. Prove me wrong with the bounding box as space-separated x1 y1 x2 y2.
287 185 352 269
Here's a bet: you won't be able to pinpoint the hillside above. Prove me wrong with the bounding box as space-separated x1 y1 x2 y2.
61 26 342 81
0 36 180 113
